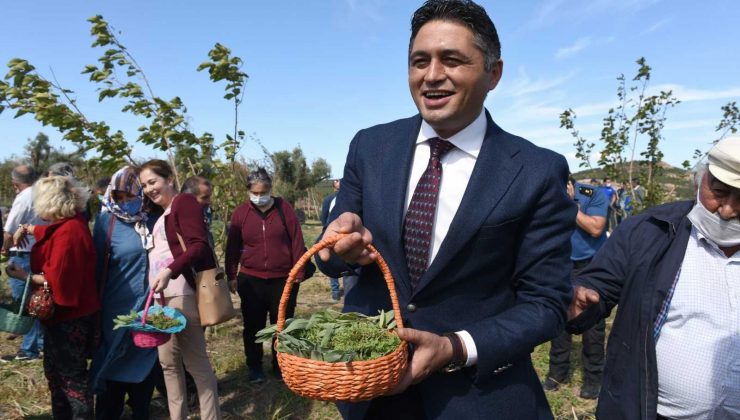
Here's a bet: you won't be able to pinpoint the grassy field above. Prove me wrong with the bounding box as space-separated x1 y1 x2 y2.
0 220 601 419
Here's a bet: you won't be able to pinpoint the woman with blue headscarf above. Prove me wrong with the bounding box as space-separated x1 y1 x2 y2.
89 166 159 419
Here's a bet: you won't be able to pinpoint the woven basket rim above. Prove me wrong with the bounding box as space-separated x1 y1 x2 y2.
277 339 408 367
273 233 408 401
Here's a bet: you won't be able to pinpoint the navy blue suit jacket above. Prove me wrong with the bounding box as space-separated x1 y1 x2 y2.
318 111 576 419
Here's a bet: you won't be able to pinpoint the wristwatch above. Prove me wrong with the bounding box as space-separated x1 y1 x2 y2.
441 332 466 373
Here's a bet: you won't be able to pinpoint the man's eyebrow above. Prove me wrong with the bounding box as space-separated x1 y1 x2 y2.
410 48 465 57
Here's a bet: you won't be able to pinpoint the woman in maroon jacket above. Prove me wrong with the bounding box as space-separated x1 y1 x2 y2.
139 160 222 420
225 167 306 383
8 176 99 419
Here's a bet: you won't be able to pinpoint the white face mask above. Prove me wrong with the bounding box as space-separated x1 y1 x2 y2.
687 192 740 247
250 193 272 207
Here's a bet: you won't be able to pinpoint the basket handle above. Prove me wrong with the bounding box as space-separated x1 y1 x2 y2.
17 274 32 316
141 288 166 327
276 233 404 333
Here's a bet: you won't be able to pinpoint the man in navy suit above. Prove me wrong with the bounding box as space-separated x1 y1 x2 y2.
317 1 576 418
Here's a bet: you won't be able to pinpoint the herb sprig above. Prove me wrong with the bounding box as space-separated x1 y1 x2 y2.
113 309 181 330
256 309 400 362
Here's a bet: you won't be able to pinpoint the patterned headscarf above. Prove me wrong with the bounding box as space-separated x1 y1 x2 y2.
101 166 152 249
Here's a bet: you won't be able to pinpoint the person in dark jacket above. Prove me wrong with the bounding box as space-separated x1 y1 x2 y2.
544 179 608 399
225 168 306 383
320 179 343 301
568 137 740 419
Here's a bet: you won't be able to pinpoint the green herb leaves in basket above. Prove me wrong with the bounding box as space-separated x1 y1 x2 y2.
256 309 400 363
113 310 182 330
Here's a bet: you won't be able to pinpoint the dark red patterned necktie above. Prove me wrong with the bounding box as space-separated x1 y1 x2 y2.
403 137 455 290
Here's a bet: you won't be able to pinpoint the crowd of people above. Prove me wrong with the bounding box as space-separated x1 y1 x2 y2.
1 1 739 419
0 160 307 419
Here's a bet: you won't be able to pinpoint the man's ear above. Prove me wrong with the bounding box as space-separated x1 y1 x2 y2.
488 59 504 91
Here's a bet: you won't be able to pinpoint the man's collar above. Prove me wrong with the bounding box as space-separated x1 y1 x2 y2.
692 225 740 259
417 108 486 158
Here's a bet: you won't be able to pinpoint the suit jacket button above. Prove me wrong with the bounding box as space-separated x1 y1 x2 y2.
406 303 417 313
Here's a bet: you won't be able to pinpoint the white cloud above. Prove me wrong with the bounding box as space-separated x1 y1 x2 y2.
572 100 618 117
527 0 566 29
641 17 672 35
650 84 740 103
342 0 385 25
503 67 574 97
555 37 592 59
663 118 717 131
526 0 662 29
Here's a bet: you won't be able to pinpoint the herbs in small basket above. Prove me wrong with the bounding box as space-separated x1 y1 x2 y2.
113 309 182 331
257 309 401 362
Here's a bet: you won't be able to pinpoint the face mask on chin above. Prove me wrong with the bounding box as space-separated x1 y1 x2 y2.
687 192 740 248
250 193 272 207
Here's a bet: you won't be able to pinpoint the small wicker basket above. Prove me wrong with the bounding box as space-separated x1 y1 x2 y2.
0 276 34 335
276 234 408 402
131 289 171 348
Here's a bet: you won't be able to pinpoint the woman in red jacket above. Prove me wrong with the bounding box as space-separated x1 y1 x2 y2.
225 167 306 383
139 160 222 420
8 176 99 419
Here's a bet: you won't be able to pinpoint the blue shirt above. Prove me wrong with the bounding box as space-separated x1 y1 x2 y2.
601 185 616 205
571 183 608 261
89 212 159 391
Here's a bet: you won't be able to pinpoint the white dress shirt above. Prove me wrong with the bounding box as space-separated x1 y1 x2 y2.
656 226 740 419
3 187 45 252
404 108 487 366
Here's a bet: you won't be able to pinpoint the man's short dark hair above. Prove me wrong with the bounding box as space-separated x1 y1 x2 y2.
410 0 501 71
181 175 212 194
11 165 38 186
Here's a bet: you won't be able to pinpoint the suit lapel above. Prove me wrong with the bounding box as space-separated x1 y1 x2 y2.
381 115 422 293
413 113 523 295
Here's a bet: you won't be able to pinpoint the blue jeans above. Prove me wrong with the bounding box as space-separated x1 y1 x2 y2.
8 255 44 356
329 278 341 299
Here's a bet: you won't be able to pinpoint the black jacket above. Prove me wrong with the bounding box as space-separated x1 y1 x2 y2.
320 191 337 227
568 200 694 419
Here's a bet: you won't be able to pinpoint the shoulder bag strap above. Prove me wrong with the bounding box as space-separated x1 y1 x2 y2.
176 232 221 269
98 214 116 298
273 197 295 262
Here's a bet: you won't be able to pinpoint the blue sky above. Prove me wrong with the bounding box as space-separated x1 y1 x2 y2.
1 0 738 177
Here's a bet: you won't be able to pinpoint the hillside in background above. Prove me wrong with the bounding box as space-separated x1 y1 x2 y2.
573 162 693 202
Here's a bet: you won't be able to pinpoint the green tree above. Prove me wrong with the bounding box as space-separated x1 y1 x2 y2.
560 57 679 211
270 147 331 206
682 101 740 171
0 16 249 237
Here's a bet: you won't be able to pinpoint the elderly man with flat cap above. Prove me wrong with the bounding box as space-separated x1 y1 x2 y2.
568 136 740 419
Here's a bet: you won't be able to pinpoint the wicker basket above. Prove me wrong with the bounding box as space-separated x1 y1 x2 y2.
132 289 171 348
0 276 34 335
276 234 409 402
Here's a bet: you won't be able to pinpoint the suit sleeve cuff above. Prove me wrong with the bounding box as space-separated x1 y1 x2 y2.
456 330 477 367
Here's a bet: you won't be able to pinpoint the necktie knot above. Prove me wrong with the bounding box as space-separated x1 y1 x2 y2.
428 138 454 162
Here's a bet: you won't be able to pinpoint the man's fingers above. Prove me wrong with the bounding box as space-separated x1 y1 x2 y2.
396 327 420 343
575 286 600 306
318 223 375 265
585 289 600 304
